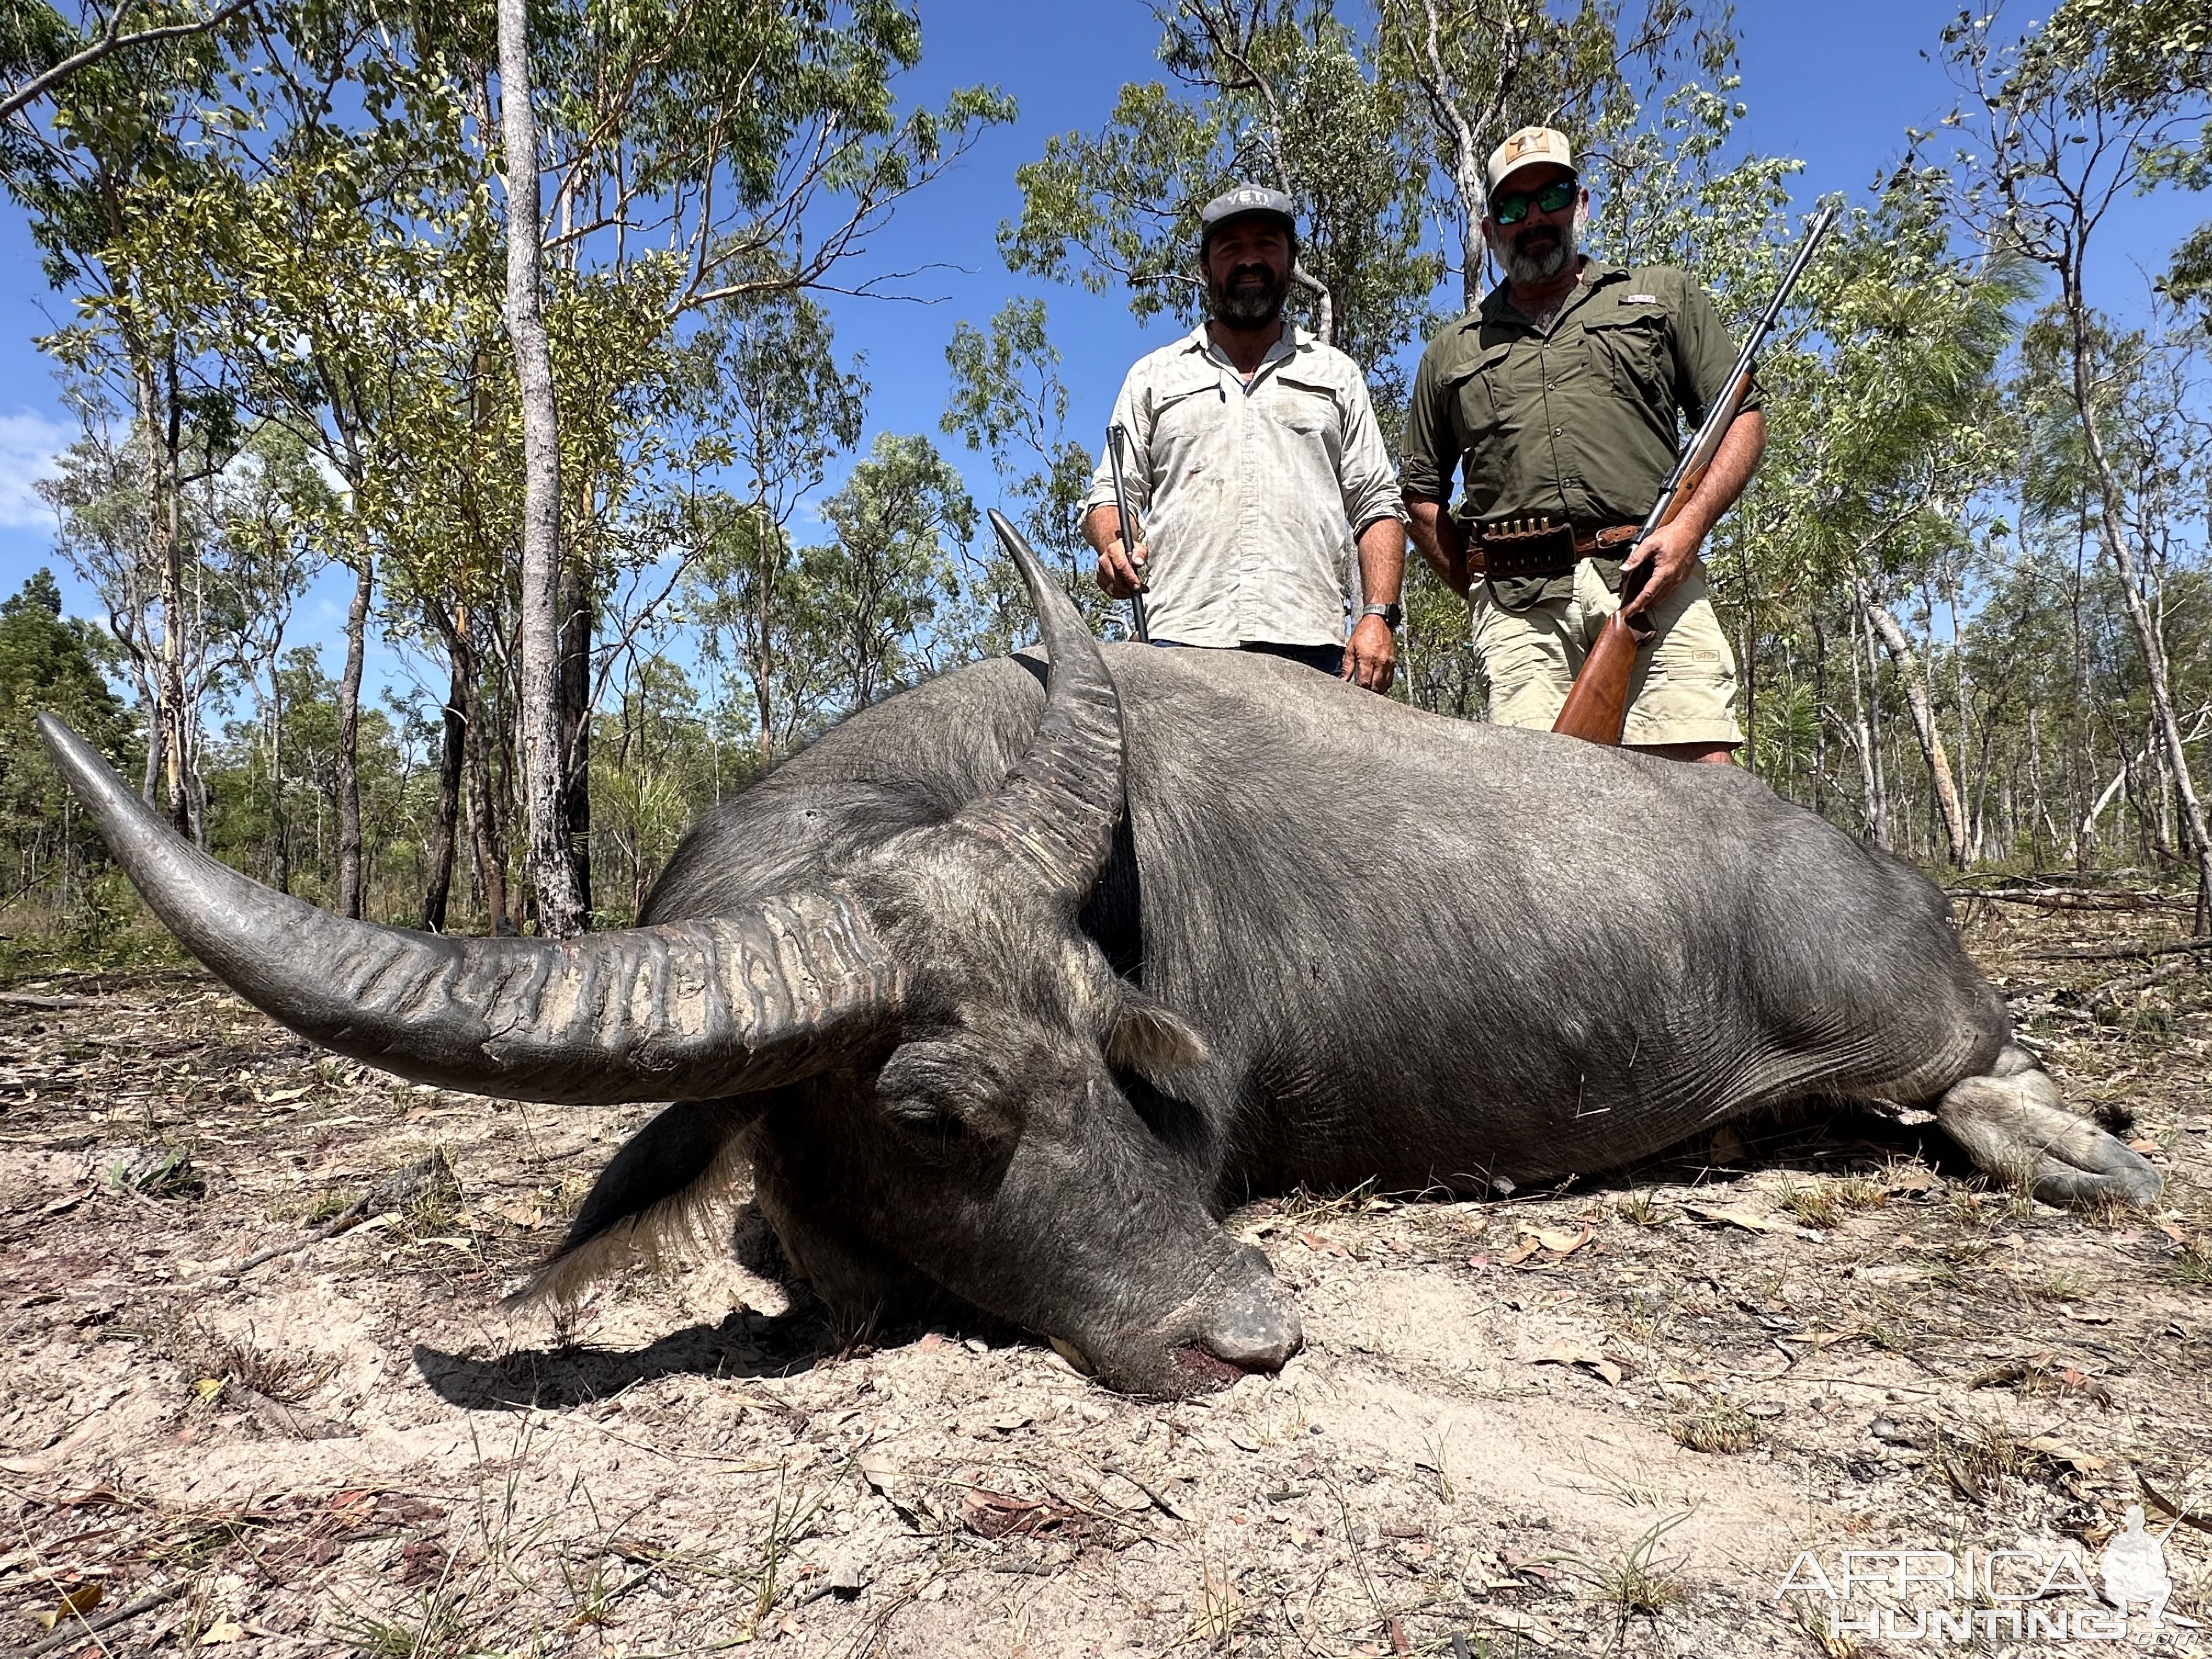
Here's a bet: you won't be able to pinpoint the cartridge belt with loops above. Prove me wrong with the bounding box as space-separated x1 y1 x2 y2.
1473 516 1642 612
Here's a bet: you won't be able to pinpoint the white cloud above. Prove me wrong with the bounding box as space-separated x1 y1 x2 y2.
0 409 71 532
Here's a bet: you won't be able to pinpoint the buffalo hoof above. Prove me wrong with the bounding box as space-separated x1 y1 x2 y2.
1937 1045 2162 1209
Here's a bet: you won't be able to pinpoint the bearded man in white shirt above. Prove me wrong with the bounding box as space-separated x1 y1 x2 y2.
1082 186 1409 692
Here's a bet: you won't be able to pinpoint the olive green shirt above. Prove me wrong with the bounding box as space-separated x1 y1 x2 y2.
1400 260 1758 535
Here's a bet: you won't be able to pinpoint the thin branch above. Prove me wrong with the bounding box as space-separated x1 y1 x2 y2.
0 0 254 125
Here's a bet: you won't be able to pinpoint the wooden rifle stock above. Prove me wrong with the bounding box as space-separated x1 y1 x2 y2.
1549 453 1708 745
1549 203 1836 747
1551 608 1651 744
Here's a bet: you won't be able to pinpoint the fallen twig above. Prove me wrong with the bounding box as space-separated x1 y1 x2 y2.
2141 1474 2212 1537
2084 957 2203 1007
1948 887 2177 912
2026 936 2212 963
0 992 92 1011
206 1149 459 1280
13 1581 187 1658
1097 1460 1182 1521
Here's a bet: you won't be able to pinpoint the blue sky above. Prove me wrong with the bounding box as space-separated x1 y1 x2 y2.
0 0 2198 715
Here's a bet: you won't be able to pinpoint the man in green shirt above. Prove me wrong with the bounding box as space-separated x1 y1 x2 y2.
1401 126 1766 763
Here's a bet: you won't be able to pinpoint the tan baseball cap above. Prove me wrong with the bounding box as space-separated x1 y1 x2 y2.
1486 126 1575 197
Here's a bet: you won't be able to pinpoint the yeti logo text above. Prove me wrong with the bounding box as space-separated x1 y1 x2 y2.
1774 1538 2170 1644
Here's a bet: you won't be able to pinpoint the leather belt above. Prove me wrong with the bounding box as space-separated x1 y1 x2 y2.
1468 520 1639 579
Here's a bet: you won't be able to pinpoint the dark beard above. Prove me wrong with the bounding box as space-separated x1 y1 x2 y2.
1209 266 1288 331
1493 214 1578 286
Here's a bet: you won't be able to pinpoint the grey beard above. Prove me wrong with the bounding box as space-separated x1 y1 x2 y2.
1210 270 1288 331
1490 205 1586 286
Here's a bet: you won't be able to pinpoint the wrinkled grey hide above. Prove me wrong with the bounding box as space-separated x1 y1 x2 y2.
608 646 2157 1391
39 521 2159 1398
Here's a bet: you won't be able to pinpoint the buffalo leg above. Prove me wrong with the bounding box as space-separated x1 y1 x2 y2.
1936 1043 2160 1208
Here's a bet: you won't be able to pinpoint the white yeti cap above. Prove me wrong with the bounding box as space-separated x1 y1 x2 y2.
1486 127 1575 198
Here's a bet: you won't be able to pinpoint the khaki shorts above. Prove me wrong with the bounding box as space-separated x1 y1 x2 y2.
1471 559 1742 747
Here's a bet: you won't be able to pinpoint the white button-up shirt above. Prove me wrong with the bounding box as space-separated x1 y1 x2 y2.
1086 322 1404 648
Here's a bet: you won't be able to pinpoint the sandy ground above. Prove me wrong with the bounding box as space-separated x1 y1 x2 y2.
1 884 2209 1658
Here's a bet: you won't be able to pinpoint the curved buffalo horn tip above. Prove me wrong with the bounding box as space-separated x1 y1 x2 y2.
951 511 1127 904
35 714 902 1105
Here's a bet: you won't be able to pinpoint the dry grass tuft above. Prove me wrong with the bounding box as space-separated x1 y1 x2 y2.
1567 1511 1692 1623
1943 1184 2001 1229
1786 1594 1864 1658
1777 1175 1888 1230
1937 1417 2031 1501
2170 1237 2212 1286
1615 1189 1667 1228
1274 1178 1379 1228
1668 1401 1757 1454
194 1322 337 1404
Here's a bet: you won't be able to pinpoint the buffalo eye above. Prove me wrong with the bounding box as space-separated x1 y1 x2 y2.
873 1040 1017 1141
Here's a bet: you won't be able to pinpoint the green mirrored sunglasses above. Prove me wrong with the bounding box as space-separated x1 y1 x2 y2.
1489 177 1578 225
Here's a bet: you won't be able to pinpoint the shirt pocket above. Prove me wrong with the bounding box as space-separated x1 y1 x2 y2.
1447 343 1518 445
1151 369 1224 435
1584 309 1675 411
1263 374 1340 439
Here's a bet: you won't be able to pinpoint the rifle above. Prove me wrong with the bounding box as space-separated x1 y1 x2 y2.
1105 422 1151 644
1551 201 1838 746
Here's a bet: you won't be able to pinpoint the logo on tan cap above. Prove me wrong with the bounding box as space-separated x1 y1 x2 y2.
1486 126 1575 196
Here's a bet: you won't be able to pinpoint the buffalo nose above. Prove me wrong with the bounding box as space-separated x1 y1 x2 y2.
1200 1279 1303 1373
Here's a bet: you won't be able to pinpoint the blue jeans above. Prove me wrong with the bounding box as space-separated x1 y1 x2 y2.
1151 639 1344 677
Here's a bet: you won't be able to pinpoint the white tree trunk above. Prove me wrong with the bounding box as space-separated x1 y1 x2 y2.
1857 580 1972 866
2066 296 2212 932
1847 603 1885 846
497 0 584 938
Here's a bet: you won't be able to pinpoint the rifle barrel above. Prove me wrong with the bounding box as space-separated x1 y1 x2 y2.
1106 422 1150 644
1625 202 1838 600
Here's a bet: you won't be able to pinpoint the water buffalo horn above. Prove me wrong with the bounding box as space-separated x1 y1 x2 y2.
36 715 903 1104
952 510 1127 904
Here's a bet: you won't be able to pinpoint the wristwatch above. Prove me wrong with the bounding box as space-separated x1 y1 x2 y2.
1362 601 1403 629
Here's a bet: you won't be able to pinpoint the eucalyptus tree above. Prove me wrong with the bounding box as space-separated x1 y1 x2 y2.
810 431 975 715
1001 0 1436 383
480 0 1013 934
34 392 251 843
940 297 1117 653
493 0 580 934
0 568 136 922
676 284 865 763
1946 1 2212 926
1 0 253 123
1736 180 2028 863
1374 0 1718 307
2 3 250 838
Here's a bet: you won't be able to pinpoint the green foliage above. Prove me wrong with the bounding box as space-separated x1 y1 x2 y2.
205 645 415 902
809 430 976 710
0 568 139 923
1001 1 1438 396
941 296 1118 650
1 0 2209 946
1376 0 1725 304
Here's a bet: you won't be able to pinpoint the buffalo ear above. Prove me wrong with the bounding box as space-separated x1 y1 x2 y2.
1108 989 1210 1076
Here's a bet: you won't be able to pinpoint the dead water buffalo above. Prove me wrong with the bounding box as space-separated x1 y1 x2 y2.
40 514 2159 1397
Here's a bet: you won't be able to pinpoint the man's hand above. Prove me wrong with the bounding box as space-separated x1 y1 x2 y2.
1096 534 1148 600
1618 520 1703 621
1405 498 1470 599
1342 614 1397 694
